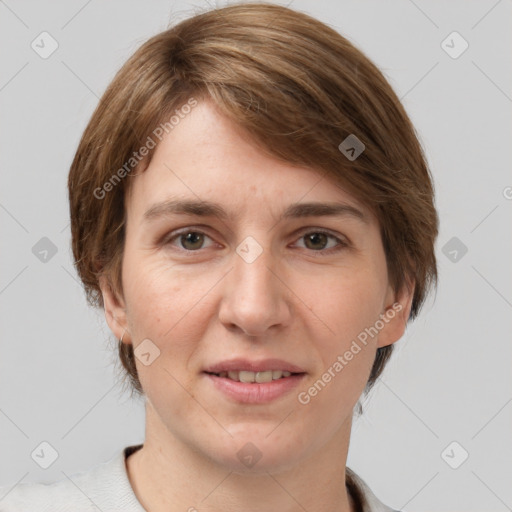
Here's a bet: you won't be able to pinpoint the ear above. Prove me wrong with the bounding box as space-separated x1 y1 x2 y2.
377 280 415 349
99 274 131 345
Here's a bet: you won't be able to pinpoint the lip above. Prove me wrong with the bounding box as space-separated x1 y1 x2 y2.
202 358 307 404
203 358 306 374
204 372 306 404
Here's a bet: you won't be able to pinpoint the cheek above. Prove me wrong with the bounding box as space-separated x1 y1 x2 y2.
121 258 178 370
122 258 209 406
296 262 387 343
123 251 192 329
124 266 177 338
292 259 386 407
122 253 222 366
295 269 381 419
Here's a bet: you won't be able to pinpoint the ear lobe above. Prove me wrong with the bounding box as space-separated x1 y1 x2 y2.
377 281 414 349
99 274 130 344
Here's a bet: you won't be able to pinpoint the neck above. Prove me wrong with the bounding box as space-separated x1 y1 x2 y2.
126 402 356 512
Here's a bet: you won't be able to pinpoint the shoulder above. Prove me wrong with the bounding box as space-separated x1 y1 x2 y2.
346 467 402 512
0 476 96 512
0 446 144 512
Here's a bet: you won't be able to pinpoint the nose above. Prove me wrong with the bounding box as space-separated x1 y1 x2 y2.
218 241 292 337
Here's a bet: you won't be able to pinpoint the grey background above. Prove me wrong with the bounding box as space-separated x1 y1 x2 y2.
1 1 511 510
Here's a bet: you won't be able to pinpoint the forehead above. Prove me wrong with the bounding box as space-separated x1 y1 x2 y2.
126 100 373 224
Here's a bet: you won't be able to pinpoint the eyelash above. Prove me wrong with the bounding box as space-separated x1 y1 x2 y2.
162 227 349 256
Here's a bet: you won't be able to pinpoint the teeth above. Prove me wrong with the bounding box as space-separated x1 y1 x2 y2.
255 371 273 383
217 370 293 382
240 370 257 383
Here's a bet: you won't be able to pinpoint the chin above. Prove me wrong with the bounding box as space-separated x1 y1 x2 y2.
203 427 308 475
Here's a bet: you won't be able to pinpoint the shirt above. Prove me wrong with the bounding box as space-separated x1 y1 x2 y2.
0 444 400 512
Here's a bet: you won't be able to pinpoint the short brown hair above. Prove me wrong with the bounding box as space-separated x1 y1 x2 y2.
68 2 438 399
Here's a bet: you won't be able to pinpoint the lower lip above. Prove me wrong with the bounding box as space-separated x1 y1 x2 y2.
204 372 306 404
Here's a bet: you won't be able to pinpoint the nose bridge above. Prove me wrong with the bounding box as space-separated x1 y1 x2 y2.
219 234 290 335
234 240 275 295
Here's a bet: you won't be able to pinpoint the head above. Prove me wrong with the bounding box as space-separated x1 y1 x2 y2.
68 3 437 471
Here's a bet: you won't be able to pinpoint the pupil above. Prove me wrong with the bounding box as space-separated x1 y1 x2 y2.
182 232 203 250
305 233 327 250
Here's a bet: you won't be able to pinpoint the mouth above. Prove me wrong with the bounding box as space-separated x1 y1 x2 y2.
204 369 304 383
203 370 306 405
202 358 307 403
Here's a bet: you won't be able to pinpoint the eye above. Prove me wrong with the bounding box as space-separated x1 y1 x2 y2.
165 229 214 251
162 227 348 254
294 230 348 253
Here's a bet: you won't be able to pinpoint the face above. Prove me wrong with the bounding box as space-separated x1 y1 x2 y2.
101 100 411 473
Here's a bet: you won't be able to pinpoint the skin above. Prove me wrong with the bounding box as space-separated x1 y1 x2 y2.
100 100 413 512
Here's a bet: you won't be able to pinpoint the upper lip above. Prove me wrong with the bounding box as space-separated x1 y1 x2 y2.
204 358 306 374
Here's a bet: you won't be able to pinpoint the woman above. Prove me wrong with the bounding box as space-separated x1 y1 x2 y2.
0 3 438 511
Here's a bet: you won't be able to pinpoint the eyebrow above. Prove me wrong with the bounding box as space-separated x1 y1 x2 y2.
142 199 369 224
